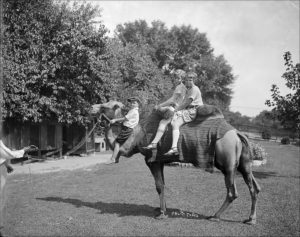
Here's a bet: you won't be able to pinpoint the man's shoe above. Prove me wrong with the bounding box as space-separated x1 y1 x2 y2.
143 143 157 150
164 147 178 156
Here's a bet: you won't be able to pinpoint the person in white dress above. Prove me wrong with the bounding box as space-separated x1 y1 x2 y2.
0 140 32 234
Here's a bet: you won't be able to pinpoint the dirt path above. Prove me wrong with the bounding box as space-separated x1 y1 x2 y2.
11 152 112 174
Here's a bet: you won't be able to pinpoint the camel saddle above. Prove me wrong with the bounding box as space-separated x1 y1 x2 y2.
144 104 235 168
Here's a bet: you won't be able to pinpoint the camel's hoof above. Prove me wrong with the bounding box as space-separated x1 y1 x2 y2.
155 211 168 219
243 218 256 225
207 216 220 222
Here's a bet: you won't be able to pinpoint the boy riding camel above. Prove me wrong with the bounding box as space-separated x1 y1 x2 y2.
105 97 141 165
165 71 203 156
144 69 187 151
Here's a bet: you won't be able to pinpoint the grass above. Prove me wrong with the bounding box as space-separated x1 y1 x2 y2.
2 140 300 236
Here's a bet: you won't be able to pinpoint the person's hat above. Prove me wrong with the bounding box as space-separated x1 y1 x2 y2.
127 96 142 105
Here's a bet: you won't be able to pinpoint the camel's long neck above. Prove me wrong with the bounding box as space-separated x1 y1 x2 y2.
105 126 118 150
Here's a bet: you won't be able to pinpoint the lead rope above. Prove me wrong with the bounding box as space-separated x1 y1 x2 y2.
28 162 34 201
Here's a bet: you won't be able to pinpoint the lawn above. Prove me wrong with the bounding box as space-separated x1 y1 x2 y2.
2 140 300 236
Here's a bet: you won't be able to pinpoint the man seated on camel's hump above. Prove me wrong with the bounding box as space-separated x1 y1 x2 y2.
105 96 141 165
164 71 203 157
144 69 187 151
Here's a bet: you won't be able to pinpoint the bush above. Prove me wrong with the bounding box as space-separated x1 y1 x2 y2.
261 130 271 140
294 139 300 146
281 137 290 145
289 134 296 140
249 142 268 161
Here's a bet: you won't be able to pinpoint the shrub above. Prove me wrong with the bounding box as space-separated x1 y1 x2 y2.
289 134 296 140
249 142 268 161
261 130 271 140
281 137 290 145
294 139 300 146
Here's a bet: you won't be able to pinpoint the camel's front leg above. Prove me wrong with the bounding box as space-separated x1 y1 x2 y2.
147 162 168 219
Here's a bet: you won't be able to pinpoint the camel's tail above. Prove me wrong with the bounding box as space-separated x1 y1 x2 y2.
237 132 249 147
237 131 252 162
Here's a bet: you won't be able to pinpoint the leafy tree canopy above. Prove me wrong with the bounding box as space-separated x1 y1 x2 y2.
3 0 110 125
2 3 239 125
252 110 281 129
266 52 300 132
115 20 235 110
105 38 171 118
223 110 252 126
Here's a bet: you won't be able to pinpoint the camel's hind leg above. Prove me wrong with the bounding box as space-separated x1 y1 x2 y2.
209 169 238 221
238 159 260 225
208 130 240 222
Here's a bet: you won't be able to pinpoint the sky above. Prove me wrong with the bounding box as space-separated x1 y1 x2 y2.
89 0 299 117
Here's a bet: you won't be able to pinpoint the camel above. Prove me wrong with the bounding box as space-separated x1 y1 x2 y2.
91 100 261 225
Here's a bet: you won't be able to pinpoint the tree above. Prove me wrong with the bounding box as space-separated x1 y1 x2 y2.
114 20 235 110
105 39 172 118
223 110 251 126
266 52 300 132
115 20 175 68
3 0 110 125
252 110 281 129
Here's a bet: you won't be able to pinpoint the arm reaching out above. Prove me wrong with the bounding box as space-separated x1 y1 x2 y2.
0 140 38 164
0 140 25 161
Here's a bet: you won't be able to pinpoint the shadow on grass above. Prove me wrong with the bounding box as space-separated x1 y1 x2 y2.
252 171 300 179
36 196 209 220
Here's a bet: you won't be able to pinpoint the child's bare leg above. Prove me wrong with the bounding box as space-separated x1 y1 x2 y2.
146 118 171 149
106 142 120 164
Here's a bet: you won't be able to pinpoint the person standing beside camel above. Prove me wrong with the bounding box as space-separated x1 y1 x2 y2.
0 140 31 236
164 71 203 156
105 97 141 165
144 69 187 152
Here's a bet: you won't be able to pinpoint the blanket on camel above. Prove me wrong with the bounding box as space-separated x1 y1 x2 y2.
143 104 235 168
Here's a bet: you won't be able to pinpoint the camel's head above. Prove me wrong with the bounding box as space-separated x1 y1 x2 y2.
91 100 125 127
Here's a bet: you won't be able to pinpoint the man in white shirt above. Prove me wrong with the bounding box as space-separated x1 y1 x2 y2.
144 69 187 153
105 97 140 164
165 72 203 156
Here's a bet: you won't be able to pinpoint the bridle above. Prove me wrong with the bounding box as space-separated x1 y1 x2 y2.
97 113 112 129
94 103 124 130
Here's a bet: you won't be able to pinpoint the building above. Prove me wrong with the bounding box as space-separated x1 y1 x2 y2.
94 136 108 152
1 119 95 159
